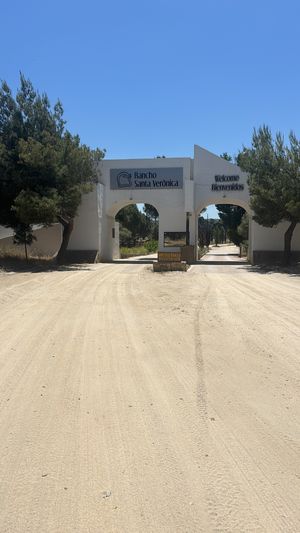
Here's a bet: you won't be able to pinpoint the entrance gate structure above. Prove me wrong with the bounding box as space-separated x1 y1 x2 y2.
67 145 300 264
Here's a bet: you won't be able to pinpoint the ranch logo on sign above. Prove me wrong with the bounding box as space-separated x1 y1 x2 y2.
110 168 183 190
117 171 132 188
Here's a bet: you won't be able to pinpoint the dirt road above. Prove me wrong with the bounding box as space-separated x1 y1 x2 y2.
0 259 299 532
200 243 247 262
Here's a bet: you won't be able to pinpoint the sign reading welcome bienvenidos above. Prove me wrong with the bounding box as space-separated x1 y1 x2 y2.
211 175 244 191
110 168 183 190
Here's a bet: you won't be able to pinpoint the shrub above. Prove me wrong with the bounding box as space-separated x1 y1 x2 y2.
144 240 158 253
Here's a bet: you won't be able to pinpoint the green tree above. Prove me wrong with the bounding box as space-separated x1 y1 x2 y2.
198 215 217 246
116 204 157 245
215 205 245 246
198 215 207 247
238 126 300 264
116 205 144 245
143 203 158 221
119 226 133 247
0 74 105 262
212 221 224 246
13 223 36 262
143 203 158 239
237 213 249 243
220 152 232 162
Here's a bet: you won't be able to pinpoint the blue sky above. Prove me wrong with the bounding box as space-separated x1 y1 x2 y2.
1 0 300 217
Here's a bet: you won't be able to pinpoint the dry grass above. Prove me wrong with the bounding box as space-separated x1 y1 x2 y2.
0 249 55 272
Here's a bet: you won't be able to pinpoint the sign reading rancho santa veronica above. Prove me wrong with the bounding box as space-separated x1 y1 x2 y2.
211 175 244 191
110 168 183 190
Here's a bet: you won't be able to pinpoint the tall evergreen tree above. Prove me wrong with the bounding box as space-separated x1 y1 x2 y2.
143 204 158 222
116 205 152 245
0 74 105 262
215 205 245 246
238 126 300 264
220 152 232 162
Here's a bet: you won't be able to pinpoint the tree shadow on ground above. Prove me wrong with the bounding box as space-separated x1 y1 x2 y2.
203 253 241 257
111 259 155 265
244 264 300 277
0 257 92 273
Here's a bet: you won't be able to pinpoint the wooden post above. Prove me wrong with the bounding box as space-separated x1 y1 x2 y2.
186 213 190 245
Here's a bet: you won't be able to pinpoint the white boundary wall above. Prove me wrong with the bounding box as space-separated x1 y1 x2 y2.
0 224 62 257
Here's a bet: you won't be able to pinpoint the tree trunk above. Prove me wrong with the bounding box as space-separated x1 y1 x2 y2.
56 219 74 264
24 242 28 263
283 220 297 265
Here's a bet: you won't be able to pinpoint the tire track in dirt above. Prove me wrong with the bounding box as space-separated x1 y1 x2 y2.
0 262 299 532
197 273 300 532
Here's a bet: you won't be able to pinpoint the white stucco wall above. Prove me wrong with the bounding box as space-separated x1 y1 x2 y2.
101 157 191 214
193 146 250 213
252 220 300 251
98 157 192 260
68 188 101 251
0 224 62 257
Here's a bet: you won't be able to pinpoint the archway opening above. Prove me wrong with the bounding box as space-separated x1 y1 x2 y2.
197 203 249 262
114 203 159 260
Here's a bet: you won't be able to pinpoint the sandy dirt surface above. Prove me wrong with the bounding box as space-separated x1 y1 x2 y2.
201 243 247 262
0 257 299 532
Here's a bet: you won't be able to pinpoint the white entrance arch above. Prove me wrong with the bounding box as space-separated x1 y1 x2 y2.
196 199 250 216
193 147 252 261
195 201 251 261
66 145 300 264
108 201 160 260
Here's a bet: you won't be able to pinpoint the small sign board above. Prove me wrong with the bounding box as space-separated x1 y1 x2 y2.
164 231 186 247
158 251 182 263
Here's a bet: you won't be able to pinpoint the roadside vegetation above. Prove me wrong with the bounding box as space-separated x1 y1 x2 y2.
238 126 300 265
0 74 104 263
120 241 158 258
219 133 300 265
116 204 158 257
198 205 249 257
0 249 54 272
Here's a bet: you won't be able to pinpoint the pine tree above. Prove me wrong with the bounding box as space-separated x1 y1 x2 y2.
0 74 105 262
238 126 300 264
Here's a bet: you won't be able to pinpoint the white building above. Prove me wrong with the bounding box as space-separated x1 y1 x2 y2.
66 145 300 264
